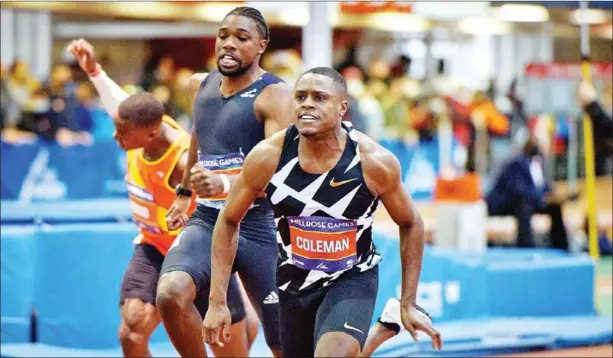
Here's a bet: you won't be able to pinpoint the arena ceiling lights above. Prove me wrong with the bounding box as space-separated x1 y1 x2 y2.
495 4 550 22
569 8 609 25
457 17 512 35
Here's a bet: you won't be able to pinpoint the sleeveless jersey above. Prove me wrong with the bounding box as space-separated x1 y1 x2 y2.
125 116 196 256
193 70 283 210
265 122 381 294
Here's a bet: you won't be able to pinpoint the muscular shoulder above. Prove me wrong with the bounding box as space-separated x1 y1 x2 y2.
354 130 402 197
255 81 292 116
189 72 209 100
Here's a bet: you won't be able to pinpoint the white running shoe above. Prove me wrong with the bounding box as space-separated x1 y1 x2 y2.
377 298 403 333
378 298 432 334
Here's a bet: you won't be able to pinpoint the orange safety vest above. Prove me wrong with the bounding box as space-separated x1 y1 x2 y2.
125 116 196 255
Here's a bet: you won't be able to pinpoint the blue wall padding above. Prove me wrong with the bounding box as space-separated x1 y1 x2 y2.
372 234 596 324
486 257 596 317
372 315 612 357
1 225 37 343
33 223 168 349
1 199 131 224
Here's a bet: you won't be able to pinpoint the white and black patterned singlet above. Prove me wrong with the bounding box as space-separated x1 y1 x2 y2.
265 122 381 294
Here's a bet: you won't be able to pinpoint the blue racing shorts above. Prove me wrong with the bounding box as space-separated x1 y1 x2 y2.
160 204 281 351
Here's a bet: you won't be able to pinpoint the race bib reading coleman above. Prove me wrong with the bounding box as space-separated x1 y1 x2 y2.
127 182 163 235
288 216 357 273
197 152 244 203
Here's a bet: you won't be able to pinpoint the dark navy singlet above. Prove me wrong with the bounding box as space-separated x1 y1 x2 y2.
193 70 283 210
265 122 381 294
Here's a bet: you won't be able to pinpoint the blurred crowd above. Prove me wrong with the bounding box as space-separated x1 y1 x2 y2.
1 47 611 175
0 50 514 162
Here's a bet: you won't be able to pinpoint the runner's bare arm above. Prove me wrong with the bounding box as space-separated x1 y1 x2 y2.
359 133 425 308
66 39 128 117
256 82 293 138
208 130 286 306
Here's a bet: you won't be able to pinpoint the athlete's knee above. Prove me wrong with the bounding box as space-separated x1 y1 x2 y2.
156 271 197 314
315 332 361 357
118 299 159 353
245 308 259 349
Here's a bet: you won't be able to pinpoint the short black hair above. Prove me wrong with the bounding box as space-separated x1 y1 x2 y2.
118 92 165 127
299 67 348 93
225 6 269 40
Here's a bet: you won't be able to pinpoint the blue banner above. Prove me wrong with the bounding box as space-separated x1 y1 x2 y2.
1 139 127 201
1 137 462 202
380 138 463 201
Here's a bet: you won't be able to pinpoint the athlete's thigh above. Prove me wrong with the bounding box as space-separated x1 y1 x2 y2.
161 212 246 323
314 266 379 350
278 289 319 357
234 234 280 349
160 214 214 293
120 244 164 306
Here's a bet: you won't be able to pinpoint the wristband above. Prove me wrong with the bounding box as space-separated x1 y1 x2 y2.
220 174 231 194
87 63 102 78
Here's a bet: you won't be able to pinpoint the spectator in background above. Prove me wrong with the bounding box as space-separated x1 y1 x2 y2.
172 67 195 130
48 64 78 131
344 66 386 141
4 60 40 128
1 62 7 129
578 80 613 157
15 86 58 141
410 98 437 142
141 56 175 92
339 66 368 134
486 135 578 250
151 84 178 119
389 54 411 81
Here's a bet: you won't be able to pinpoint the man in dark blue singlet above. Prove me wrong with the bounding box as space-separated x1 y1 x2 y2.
158 6 291 357
202 67 442 357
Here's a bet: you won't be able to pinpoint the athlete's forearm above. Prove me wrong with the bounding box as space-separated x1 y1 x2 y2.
181 132 199 189
209 215 240 306
399 215 425 307
89 69 129 117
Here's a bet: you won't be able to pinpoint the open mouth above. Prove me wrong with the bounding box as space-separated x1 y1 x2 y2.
219 54 239 67
299 114 318 122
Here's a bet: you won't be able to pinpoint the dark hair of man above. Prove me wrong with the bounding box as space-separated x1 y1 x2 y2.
117 92 165 127
225 6 270 41
299 67 348 93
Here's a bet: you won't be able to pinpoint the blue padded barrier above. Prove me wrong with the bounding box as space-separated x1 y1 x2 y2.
1 199 132 224
33 222 168 349
1 226 37 343
372 315 612 357
485 257 596 317
373 233 597 324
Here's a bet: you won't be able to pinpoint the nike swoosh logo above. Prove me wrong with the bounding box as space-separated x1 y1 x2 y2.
343 322 363 335
330 177 358 188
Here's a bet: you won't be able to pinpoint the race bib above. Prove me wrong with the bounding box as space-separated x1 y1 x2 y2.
197 152 244 203
288 216 357 273
127 182 162 235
